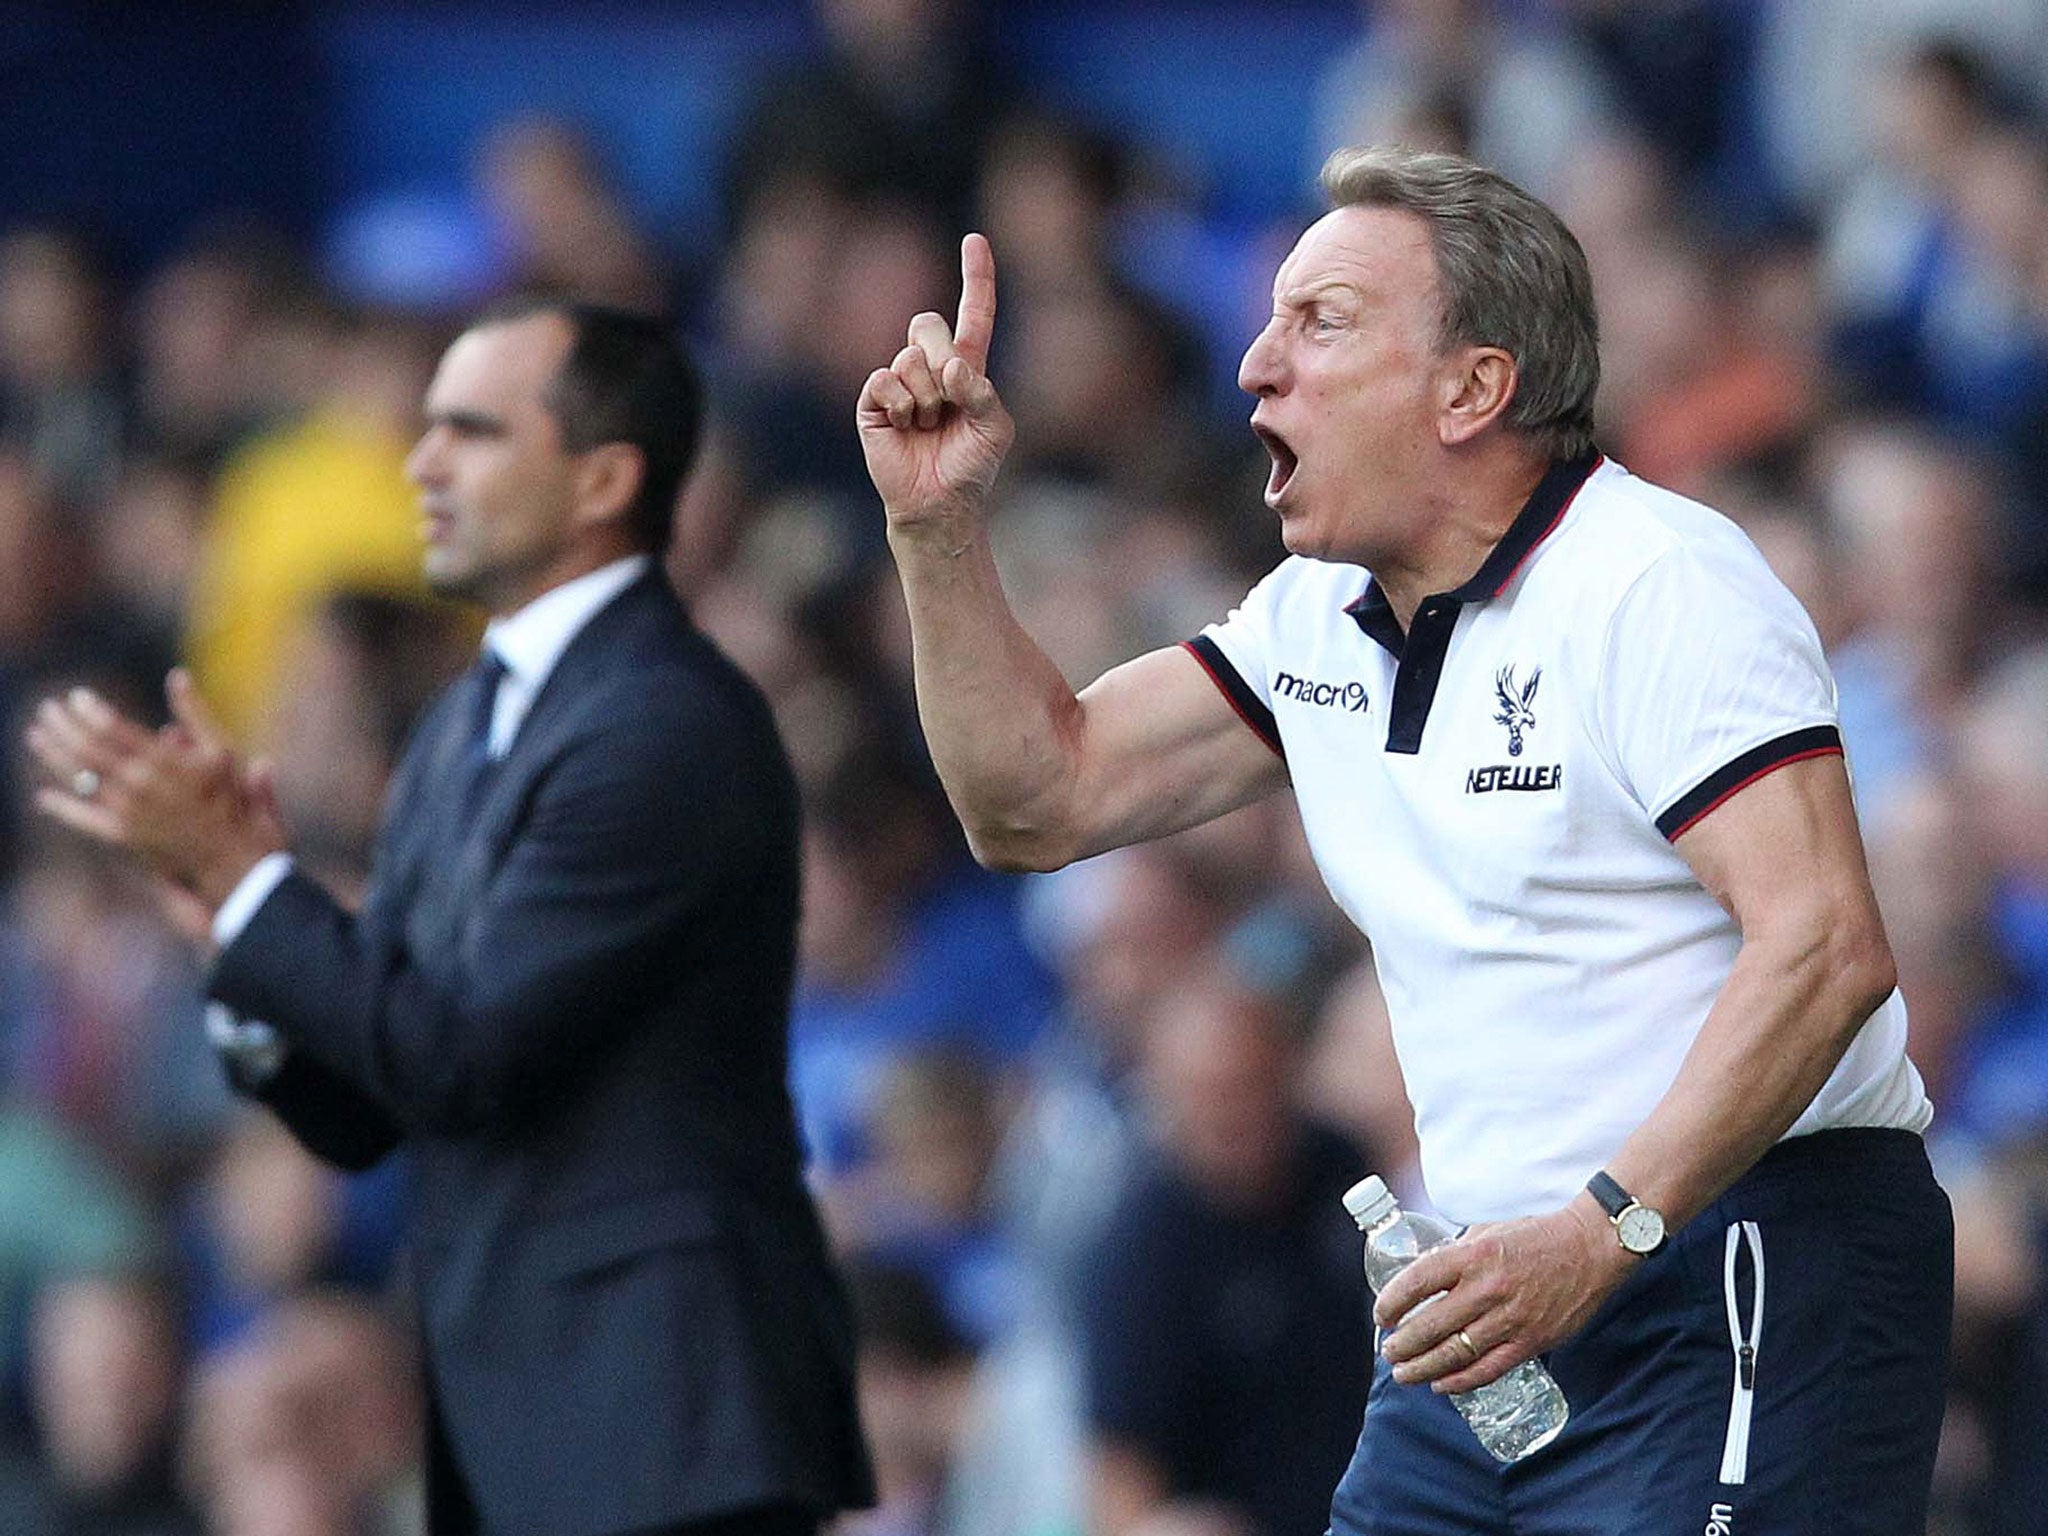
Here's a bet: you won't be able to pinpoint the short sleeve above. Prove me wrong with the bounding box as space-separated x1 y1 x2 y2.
1182 566 1288 757
1594 541 1843 841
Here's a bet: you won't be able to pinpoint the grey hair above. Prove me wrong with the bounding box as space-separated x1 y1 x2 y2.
1319 145 1599 461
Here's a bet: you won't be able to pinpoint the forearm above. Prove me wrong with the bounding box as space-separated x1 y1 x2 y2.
1604 916 1897 1233
1380 910 1898 1391
887 513 1090 871
863 240 1282 864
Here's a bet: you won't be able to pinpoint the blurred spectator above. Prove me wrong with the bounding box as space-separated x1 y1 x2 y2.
724 0 1012 237
1722 486 1854 655
843 1260 981 1536
1158 802 1360 997
1307 0 1618 204
1553 132 1825 492
1940 1144 2048 1536
2012 411 2048 607
713 169 853 386
88 457 208 687
1864 773 2001 1112
1301 957 1422 1207
1944 645 2048 1154
177 1113 407 1359
1821 39 2048 455
0 1111 162 1398
1808 418 2000 820
855 1049 1020 1346
995 847 1227 1327
475 117 669 312
184 1293 420 1536
127 225 305 470
789 734 1056 1188
663 423 753 602
7 1274 199 1535
1078 965 1373 1536
0 453 138 690
1920 112 2048 443
725 196 954 533
1601 233 1822 493
252 590 468 901
0 227 125 508
181 310 446 743
1921 644 2048 1531
1565 0 1775 226
846 1256 1083 1536
977 113 1127 309
1000 280 1223 514
0 836 228 1187
0 456 97 879
980 486 1151 699
1756 0 2048 211
1820 34 1995 352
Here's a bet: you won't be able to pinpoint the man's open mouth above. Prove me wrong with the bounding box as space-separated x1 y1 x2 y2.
1254 423 1298 502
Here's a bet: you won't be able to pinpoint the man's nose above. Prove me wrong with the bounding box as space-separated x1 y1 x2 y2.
1238 323 1284 396
404 430 442 487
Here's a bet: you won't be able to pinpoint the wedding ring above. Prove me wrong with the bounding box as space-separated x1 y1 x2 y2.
70 769 100 799
1455 1328 1480 1362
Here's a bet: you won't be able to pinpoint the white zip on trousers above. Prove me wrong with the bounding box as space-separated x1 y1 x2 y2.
1719 1220 1765 1484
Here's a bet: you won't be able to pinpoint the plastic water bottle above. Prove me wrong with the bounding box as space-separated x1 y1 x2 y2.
1343 1174 1569 1463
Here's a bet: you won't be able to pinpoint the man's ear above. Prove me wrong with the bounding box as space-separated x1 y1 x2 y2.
1438 347 1519 447
572 442 646 529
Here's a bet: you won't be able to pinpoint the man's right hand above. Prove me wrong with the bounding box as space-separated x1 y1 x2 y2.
857 232 1015 531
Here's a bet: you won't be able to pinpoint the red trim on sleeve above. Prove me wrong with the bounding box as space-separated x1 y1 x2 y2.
1663 745 1843 841
1179 640 1284 759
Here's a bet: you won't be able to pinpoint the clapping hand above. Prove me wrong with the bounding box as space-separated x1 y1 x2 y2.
26 669 288 920
857 232 1016 530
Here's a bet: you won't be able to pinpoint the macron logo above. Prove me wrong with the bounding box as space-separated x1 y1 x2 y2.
1275 671 1368 713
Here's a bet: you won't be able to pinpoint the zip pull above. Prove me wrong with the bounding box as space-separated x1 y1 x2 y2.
1719 1220 1766 1486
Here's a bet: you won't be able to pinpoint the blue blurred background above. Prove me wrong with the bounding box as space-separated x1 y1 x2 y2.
2 3 2047 1534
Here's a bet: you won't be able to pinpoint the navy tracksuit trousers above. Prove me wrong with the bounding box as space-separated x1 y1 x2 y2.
1328 1129 1953 1536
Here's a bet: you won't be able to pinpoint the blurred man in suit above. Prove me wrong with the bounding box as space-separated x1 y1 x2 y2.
28 300 875 1536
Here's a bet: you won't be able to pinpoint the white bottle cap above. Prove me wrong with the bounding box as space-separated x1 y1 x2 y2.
1343 1174 1398 1230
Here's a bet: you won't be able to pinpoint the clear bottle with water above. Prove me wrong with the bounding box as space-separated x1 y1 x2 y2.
1343 1174 1569 1463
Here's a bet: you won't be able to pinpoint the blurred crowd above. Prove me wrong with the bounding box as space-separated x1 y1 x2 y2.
2 1 2047 1533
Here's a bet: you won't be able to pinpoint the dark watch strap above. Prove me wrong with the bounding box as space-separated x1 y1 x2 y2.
1587 1170 1633 1219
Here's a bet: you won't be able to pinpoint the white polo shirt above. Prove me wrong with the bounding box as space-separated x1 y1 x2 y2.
1188 454 1930 1223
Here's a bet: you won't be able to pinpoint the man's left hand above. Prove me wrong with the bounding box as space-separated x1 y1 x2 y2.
1373 1195 1636 1393
25 669 287 916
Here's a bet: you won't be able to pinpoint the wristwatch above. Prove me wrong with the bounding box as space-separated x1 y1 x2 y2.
1587 1171 1668 1257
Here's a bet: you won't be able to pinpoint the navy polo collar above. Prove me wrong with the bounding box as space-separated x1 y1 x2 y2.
1346 451 1602 657
1343 450 1602 754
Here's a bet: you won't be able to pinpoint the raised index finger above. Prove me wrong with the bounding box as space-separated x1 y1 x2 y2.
953 233 997 374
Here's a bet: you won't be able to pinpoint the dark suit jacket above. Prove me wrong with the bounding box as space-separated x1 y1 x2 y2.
209 570 874 1536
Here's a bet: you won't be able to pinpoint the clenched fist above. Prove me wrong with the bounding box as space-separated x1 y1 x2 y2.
858 232 1016 530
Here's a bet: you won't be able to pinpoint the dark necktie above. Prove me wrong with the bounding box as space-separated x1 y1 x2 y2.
461 648 509 820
